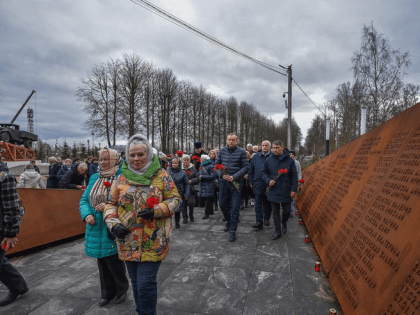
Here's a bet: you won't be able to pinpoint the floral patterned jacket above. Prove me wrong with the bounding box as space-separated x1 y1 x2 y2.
104 169 181 262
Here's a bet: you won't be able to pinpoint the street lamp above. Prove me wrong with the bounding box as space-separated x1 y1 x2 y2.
91 131 95 156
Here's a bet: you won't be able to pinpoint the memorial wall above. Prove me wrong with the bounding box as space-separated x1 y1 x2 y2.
296 103 420 315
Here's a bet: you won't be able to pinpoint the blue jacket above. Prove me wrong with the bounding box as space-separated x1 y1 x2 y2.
88 163 99 177
79 168 121 258
47 162 61 188
262 150 298 203
248 151 273 195
169 167 190 201
215 145 249 183
198 160 216 198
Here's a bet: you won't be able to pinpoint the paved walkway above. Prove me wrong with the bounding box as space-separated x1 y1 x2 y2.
1 205 342 315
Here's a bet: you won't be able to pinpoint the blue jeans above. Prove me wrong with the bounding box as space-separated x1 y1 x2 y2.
254 193 272 222
0 237 27 293
219 180 243 231
125 261 161 315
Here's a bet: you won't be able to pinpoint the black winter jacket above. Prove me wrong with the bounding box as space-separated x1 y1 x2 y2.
59 163 85 189
168 167 190 201
182 163 199 194
215 145 249 183
57 165 70 181
47 162 61 188
262 150 298 203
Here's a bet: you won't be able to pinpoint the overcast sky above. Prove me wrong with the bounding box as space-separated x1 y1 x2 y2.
1 0 419 149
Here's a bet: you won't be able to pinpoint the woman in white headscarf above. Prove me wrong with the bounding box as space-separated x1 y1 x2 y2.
79 148 129 307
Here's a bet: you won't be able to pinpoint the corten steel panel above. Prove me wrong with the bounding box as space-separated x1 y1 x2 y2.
295 103 420 315
7 188 85 255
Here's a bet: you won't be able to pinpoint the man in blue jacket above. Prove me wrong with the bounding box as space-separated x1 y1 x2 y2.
248 140 272 230
215 133 249 242
262 140 298 240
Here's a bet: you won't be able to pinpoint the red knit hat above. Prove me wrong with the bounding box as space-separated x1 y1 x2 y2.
177 150 183 156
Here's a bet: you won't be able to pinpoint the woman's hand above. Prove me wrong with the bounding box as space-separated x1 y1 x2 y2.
95 203 106 212
85 214 96 225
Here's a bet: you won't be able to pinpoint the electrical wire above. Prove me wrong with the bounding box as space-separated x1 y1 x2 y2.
293 78 325 115
129 0 288 77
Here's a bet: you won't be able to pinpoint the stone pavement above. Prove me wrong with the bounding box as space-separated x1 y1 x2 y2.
0 205 343 315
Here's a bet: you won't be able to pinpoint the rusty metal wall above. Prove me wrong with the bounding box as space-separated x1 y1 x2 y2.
7 188 85 255
296 103 420 315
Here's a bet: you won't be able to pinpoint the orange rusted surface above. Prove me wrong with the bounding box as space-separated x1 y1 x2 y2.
8 188 85 255
0 142 36 161
296 103 420 315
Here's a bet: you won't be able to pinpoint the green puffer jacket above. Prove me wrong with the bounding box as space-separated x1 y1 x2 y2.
79 169 121 258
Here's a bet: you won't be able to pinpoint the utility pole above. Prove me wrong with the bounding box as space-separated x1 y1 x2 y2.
287 65 292 150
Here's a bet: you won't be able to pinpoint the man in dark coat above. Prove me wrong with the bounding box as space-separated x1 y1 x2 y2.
47 157 61 188
0 163 28 306
262 140 298 240
248 140 273 230
191 141 204 171
215 133 249 242
59 163 88 189
30 160 40 174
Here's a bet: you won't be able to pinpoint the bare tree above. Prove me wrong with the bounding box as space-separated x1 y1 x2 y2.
352 23 411 130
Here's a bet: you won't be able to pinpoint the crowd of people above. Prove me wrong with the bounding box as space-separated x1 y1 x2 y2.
0 133 303 314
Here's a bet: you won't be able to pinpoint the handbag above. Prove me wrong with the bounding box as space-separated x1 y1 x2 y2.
106 226 116 241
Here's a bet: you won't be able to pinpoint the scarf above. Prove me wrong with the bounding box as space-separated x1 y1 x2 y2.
122 154 161 185
89 148 123 208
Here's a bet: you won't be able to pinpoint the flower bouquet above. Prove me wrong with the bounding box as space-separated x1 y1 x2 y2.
214 164 239 191
265 168 288 195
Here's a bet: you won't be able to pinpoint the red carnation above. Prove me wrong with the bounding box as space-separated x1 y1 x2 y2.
1 242 6 250
186 170 191 175
81 185 86 189
284 169 288 174
199 167 203 170
298 178 304 184
103 181 111 188
146 196 160 209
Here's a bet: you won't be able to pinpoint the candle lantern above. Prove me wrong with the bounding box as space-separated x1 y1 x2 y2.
315 261 321 272
305 235 309 243
329 309 337 315
299 219 303 225
295 209 298 215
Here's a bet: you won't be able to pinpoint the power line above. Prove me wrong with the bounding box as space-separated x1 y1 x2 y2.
292 78 325 115
129 0 287 77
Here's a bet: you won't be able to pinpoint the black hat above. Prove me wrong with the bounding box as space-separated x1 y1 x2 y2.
194 141 202 149
289 150 295 156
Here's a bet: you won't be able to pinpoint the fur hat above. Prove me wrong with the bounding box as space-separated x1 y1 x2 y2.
194 141 202 149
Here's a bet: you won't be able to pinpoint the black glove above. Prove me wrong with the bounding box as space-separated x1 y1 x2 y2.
112 224 130 239
137 208 155 220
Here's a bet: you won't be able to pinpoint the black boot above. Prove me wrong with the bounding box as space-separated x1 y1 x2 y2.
0 287 28 306
252 221 263 230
